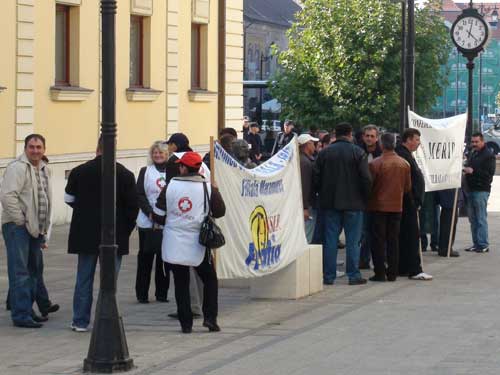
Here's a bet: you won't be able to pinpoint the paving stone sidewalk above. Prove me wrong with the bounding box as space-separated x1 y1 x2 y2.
0 215 499 375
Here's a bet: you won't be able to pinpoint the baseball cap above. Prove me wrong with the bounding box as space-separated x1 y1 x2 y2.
166 133 189 149
250 122 259 128
297 134 319 145
175 152 202 168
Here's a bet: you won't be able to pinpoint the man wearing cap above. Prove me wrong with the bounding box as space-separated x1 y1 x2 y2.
272 120 297 155
164 133 193 185
246 122 263 163
298 134 319 243
154 152 226 334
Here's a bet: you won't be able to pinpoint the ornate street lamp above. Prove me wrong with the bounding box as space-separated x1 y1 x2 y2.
83 0 134 372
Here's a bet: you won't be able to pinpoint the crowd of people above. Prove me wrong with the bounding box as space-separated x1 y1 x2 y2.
0 119 495 333
299 122 496 286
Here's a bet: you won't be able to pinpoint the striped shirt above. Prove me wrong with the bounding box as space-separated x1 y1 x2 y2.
34 166 50 234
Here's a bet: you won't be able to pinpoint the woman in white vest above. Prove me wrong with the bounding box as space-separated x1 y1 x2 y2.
153 152 226 334
135 141 170 304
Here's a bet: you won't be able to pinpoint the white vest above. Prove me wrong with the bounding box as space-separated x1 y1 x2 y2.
137 165 166 229
162 177 211 266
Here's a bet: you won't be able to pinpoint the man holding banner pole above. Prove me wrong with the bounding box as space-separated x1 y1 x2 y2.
464 132 496 254
395 129 433 281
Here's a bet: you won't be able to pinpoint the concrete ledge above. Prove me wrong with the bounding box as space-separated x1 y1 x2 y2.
219 279 250 289
250 245 323 300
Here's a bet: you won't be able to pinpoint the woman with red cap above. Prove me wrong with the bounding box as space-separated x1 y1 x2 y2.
154 152 226 334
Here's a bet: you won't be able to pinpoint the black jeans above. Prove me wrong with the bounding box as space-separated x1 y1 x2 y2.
438 207 458 256
169 251 218 330
135 230 170 301
399 196 423 277
371 212 402 280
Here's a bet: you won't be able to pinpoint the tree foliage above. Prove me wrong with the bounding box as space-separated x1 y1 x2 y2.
271 0 451 130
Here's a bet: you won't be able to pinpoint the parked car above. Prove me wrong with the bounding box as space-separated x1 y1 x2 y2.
483 123 500 155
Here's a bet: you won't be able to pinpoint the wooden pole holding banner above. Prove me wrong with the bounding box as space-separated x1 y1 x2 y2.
209 136 216 267
210 136 215 184
447 188 459 258
416 212 424 268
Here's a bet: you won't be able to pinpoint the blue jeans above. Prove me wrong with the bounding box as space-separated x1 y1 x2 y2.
72 254 122 328
467 191 490 249
2 223 43 324
305 207 317 244
6 248 51 314
323 209 363 283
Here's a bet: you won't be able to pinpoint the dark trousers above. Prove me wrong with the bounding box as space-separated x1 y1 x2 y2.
399 196 423 277
135 230 170 301
438 207 458 256
371 212 401 280
169 251 218 330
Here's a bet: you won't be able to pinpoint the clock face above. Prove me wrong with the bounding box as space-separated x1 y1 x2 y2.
452 16 487 51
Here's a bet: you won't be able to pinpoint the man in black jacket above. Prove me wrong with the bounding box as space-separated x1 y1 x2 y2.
65 138 138 332
313 123 372 285
272 120 297 155
358 124 382 270
464 132 496 253
395 129 432 280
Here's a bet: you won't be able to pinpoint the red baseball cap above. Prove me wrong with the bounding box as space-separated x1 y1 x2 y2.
175 152 202 168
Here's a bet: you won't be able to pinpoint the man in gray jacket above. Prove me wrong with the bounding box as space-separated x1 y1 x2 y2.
0 134 52 328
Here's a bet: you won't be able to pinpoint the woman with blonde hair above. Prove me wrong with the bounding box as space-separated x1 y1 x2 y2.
135 141 170 303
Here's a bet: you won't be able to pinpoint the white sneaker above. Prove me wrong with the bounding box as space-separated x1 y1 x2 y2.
410 272 433 281
336 271 345 278
70 323 88 332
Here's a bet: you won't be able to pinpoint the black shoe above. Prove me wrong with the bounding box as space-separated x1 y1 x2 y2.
439 250 460 257
138 299 149 304
387 276 397 282
41 303 60 317
169 312 202 319
349 278 367 285
369 275 386 282
181 327 192 334
156 297 169 303
32 313 48 323
338 241 346 249
475 247 489 253
203 320 221 332
430 245 439 252
323 280 334 285
465 245 476 252
359 261 371 270
14 320 43 328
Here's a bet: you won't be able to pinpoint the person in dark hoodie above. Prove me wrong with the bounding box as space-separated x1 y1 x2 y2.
395 129 432 281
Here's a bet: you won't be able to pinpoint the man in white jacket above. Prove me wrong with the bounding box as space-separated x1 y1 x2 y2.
0 134 52 328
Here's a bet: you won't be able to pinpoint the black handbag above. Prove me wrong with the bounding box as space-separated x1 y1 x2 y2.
143 227 163 253
199 182 226 249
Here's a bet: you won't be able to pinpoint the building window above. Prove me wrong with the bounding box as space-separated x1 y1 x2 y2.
55 5 70 85
191 24 201 89
130 16 144 87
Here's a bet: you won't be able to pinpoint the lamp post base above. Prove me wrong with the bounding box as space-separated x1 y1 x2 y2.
83 286 134 373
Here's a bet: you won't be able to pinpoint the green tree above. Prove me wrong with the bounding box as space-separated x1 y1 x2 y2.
271 0 451 130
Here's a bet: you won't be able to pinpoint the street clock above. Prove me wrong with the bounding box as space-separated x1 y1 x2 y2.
451 7 490 57
449 2 491 142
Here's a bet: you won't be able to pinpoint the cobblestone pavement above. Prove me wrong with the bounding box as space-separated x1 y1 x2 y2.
0 214 499 375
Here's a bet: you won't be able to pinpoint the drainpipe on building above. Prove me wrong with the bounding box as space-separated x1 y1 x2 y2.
218 0 227 131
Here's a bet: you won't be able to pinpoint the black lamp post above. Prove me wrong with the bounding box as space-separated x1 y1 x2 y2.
83 0 134 372
406 0 415 113
399 0 407 134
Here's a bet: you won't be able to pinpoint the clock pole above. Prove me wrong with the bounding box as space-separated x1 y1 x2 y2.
466 57 474 142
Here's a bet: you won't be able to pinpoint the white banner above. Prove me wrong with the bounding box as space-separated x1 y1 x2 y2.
408 110 467 192
213 138 308 279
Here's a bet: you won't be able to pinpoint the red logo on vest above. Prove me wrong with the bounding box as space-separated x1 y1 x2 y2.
178 197 193 213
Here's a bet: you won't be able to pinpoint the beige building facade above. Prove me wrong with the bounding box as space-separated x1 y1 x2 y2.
0 0 243 224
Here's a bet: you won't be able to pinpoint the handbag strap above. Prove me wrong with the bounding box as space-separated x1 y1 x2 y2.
202 182 212 215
